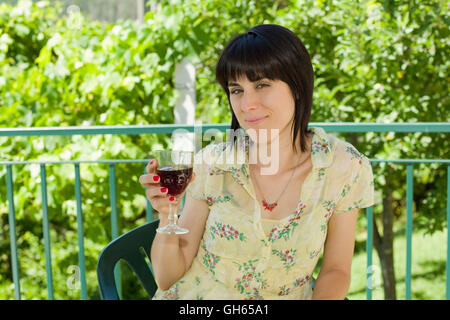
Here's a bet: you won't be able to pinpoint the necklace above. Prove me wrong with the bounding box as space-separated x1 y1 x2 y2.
250 162 298 212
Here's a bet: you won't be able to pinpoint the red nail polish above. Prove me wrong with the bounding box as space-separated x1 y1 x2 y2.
153 175 159 182
169 196 175 201
160 187 167 193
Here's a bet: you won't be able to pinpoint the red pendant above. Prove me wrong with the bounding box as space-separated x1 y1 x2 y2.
262 199 277 211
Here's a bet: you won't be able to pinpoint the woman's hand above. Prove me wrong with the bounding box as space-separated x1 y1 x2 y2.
139 159 195 216
144 158 208 290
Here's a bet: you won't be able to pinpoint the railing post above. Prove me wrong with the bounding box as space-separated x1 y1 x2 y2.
40 164 54 300
446 164 450 300
109 163 121 298
405 163 414 300
366 205 373 300
74 163 87 299
144 164 154 223
6 165 21 300
146 199 153 223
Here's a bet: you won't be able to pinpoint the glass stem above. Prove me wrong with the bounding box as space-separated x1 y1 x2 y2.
169 200 178 225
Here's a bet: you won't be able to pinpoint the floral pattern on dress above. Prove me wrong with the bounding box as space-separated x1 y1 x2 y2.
311 138 330 155
210 222 246 241
240 163 249 178
294 275 311 288
277 275 311 296
346 146 363 164
317 168 326 181
341 183 351 198
228 167 246 186
309 249 321 259
209 168 226 176
212 142 229 153
278 285 291 296
205 194 233 206
341 198 365 212
234 130 251 154
161 280 185 300
320 200 337 232
272 249 297 270
234 259 267 300
267 202 307 242
201 244 220 275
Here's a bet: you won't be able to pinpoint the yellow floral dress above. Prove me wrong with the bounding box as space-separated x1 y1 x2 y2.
152 126 375 300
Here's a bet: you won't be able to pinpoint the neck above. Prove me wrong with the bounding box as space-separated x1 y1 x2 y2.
249 128 311 176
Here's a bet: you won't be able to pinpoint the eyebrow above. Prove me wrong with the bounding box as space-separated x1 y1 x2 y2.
227 82 240 88
227 78 266 88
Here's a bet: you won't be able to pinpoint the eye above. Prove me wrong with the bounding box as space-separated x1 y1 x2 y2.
256 83 269 89
230 88 243 95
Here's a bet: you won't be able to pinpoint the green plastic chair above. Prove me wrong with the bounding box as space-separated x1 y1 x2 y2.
97 219 160 300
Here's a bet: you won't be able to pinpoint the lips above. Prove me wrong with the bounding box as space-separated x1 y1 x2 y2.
245 116 268 124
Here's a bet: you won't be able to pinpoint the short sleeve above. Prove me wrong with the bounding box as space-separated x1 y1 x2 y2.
335 155 375 214
185 145 211 201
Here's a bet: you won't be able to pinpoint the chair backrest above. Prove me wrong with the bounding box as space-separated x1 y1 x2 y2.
97 219 159 299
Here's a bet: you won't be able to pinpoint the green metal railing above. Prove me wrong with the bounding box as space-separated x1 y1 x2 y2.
1 122 449 300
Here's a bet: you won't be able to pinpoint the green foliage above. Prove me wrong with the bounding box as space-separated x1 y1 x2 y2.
0 0 448 299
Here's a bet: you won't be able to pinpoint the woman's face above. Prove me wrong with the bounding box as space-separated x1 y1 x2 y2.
228 76 295 144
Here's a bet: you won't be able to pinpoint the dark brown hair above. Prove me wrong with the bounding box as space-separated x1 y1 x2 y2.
215 24 314 153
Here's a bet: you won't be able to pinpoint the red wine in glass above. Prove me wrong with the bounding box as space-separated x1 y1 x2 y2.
152 150 194 235
156 165 193 196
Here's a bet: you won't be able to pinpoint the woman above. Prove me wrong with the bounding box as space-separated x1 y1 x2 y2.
139 24 374 300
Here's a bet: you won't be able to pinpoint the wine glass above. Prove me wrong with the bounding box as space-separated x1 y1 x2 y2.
152 150 194 234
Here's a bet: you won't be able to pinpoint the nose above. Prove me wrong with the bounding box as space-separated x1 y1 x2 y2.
241 90 259 112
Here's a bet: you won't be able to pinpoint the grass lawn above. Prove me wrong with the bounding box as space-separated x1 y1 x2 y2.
347 228 448 300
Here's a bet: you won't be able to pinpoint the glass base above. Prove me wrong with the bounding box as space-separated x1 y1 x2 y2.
156 223 189 234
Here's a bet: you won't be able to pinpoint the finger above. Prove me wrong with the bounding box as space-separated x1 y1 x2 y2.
146 190 177 215
139 173 160 185
145 159 159 174
145 186 169 199
147 196 170 214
